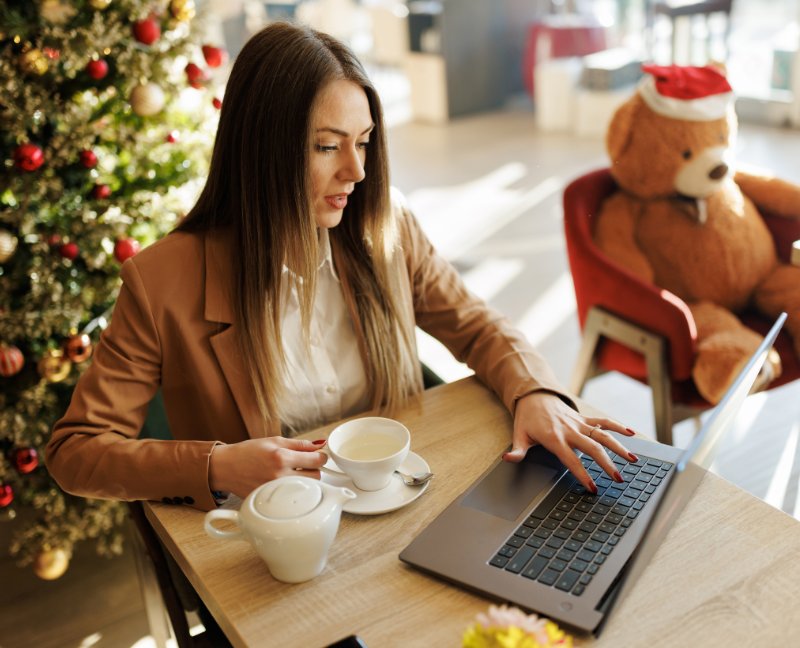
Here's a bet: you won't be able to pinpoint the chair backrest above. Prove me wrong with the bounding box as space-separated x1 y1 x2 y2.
762 213 800 264
563 169 697 381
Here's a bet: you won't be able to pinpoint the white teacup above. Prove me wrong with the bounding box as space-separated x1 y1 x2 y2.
324 417 410 491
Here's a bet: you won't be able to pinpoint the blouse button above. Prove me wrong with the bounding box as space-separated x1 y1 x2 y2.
326 384 337 394
310 336 320 346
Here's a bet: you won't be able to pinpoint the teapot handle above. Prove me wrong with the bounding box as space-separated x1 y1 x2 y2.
204 510 245 542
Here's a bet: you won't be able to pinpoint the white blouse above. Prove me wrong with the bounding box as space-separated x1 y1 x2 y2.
279 228 370 434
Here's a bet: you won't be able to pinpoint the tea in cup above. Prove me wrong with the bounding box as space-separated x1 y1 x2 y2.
325 417 410 491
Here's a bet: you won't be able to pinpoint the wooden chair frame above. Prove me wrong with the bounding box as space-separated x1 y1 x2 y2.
569 306 707 446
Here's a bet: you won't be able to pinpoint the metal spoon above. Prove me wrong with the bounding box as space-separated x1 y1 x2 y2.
396 470 434 486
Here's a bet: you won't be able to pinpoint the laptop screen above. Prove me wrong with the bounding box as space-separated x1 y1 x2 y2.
597 312 787 633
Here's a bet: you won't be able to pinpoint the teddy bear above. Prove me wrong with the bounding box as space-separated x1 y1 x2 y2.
593 64 800 404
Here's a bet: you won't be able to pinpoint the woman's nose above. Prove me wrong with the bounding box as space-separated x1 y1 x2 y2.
339 146 366 183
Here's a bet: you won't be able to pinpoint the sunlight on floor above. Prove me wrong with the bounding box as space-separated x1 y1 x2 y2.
407 163 563 261
514 272 576 348
80 633 102 648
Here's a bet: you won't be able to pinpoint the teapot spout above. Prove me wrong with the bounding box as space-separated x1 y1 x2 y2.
324 483 357 507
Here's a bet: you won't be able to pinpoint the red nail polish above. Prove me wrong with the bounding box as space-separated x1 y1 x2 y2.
613 471 623 483
312 439 326 445
626 428 635 435
589 481 598 494
628 452 639 462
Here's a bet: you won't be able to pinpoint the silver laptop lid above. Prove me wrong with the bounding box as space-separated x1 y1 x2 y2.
597 312 787 633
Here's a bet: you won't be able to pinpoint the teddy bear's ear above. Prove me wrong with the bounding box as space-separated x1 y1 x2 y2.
708 60 727 76
606 95 640 163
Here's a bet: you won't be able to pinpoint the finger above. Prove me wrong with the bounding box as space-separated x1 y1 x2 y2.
583 416 636 437
587 427 639 465
288 449 329 470
550 442 597 493
292 468 322 480
572 430 625 485
503 427 538 463
275 437 328 451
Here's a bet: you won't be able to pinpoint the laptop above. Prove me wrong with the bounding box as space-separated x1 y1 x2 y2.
400 313 787 634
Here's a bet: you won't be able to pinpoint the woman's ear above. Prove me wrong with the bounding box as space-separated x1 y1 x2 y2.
606 94 641 164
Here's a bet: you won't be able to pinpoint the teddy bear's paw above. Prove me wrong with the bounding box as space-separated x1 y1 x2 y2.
750 349 783 395
694 344 782 404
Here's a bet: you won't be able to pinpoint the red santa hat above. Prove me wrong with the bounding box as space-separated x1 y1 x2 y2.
637 64 734 121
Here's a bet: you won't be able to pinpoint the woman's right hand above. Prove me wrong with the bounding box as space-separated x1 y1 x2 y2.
208 437 329 499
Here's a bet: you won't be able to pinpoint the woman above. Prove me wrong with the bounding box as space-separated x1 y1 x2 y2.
46 23 636 510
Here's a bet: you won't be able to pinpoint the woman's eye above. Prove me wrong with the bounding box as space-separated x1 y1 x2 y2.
315 144 337 153
357 141 369 150
682 150 692 159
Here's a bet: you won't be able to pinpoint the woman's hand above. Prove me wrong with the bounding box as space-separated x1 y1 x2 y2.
208 437 329 499
504 391 639 493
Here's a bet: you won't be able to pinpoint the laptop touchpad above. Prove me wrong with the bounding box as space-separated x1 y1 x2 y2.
460 453 559 522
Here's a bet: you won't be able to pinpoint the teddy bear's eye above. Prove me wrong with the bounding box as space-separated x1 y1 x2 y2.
682 150 692 159
718 134 725 142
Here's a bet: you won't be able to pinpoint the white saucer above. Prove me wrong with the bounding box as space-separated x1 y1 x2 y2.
320 451 431 515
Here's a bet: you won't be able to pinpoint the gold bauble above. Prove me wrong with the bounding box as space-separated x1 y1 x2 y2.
170 0 195 22
37 349 72 383
0 229 18 263
20 49 49 76
33 547 70 580
130 82 166 117
40 0 77 24
88 0 112 8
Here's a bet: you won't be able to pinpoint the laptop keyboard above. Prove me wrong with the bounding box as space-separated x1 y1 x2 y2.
488 449 673 597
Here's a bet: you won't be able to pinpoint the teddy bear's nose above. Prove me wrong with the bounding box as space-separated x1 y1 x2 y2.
709 164 728 180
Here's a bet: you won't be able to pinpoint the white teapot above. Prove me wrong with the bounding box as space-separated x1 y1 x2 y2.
204 476 356 583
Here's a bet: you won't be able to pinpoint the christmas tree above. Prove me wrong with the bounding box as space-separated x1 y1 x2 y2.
0 0 223 578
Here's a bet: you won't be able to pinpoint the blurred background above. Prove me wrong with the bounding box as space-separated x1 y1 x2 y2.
3 0 800 647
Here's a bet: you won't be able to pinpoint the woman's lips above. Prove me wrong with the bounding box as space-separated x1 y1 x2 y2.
324 194 348 210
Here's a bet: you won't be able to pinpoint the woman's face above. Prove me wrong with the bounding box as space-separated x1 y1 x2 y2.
311 80 373 229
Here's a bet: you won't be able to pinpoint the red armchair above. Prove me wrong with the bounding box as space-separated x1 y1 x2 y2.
564 169 800 445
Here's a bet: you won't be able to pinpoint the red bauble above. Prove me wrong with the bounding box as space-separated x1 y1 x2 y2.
86 59 109 80
13 143 44 172
91 184 111 199
202 45 228 68
11 447 38 474
0 344 24 377
212 97 222 109
114 238 140 263
0 485 12 508
133 18 161 46
47 234 61 246
60 242 79 260
185 63 208 84
79 150 97 168
166 130 179 143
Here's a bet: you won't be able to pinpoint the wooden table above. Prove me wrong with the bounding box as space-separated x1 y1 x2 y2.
144 377 800 647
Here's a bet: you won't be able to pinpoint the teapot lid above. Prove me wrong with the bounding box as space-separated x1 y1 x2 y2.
253 477 322 519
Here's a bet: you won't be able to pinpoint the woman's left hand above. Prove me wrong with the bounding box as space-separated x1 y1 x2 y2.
503 391 638 493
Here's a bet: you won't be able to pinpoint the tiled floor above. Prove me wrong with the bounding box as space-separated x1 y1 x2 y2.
3 112 799 648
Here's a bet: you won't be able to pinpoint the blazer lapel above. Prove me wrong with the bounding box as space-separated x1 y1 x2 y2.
205 232 277 438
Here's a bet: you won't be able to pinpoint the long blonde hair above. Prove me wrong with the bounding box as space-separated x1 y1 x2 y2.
177 23 421 430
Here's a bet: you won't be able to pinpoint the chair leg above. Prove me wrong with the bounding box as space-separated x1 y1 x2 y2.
577 307 677 446
129 516 174 648
642 334 674 446
569 310 603 397
128 502 199 648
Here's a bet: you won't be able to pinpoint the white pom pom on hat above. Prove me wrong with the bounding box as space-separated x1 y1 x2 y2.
637 64 734 121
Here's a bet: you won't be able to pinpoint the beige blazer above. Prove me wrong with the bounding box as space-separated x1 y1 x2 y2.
46 203 573 511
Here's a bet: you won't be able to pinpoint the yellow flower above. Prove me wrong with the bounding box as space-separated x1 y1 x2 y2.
463 605 573 648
